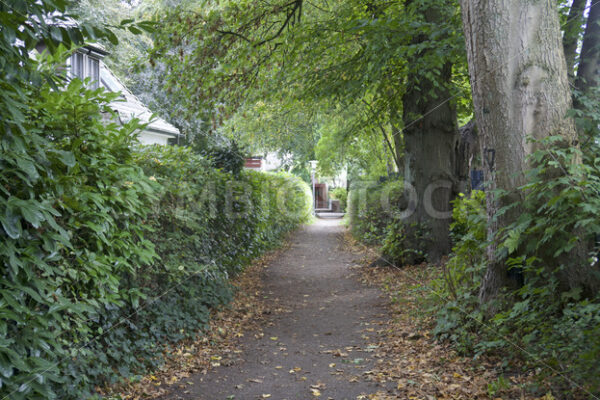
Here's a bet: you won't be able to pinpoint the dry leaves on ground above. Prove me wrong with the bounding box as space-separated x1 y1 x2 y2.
104 245 288 399
343 233 556 400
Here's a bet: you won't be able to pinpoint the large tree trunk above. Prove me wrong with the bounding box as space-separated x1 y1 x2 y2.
460 0 579 303
455 119 479 194
575 1 600 91
563 0 588 83
400 2 460 264
402 57 459 263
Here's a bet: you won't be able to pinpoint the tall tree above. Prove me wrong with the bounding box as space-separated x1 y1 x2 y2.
401 0 461 262
460 0 580 303
575 1 600 92
562 0 589 82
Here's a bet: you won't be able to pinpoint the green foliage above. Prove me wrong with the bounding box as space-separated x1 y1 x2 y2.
144 0 467 173
89 147 310 397
381 220 428 266
494 139 600 265
432 190 487 351
449 191 487 243
202 140 246 176
137 145 311 277
1 110 310 399
348 179 404 245
436 190 487 297
487 375 511 397
0 2 151 397
484 138 600 393
71 0 156 81
222 99 320 171
0 0 114 89
435 81 600 397
313 100 394 180
330 187 348 212
1 74 156 399
486 272 600 394
434 140 600 394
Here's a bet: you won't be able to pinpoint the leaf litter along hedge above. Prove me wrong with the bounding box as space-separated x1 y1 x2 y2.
0 80 312 399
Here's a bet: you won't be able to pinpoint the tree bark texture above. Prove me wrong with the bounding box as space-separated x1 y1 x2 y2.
402 56 459 263
460 0 579 303
455 119 479 194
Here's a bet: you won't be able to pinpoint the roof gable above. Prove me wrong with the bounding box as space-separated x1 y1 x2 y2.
99 62 180 138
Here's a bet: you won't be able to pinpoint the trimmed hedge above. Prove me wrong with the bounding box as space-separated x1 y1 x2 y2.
347 179 404 244
0 78 311 398
348 179 430 265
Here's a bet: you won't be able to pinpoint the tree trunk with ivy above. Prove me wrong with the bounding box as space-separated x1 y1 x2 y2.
460 0 583 303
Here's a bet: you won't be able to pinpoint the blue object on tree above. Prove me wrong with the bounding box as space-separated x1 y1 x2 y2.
471 170 484 191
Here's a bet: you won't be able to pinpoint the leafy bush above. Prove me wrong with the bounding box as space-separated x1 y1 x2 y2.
71 146 311 395
433 141 600 395
1 77 157 399
485 138 600 393
449 190 487 244
0 68 311 400
0 4 129 397
438 190 487 298
381 219 429 266
202 139 246 176
432 190 487 350
330 187 348 212
136 145 312 278
347 179 404 244
348 179 430 265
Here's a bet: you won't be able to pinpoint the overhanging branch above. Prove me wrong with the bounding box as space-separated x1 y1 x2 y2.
254 0 303 47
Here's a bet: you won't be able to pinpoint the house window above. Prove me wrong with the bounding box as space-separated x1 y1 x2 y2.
69 51 100 89
87 56 99 86
72 53 84 79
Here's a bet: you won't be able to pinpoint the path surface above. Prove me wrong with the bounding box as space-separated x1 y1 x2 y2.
163 218 393 400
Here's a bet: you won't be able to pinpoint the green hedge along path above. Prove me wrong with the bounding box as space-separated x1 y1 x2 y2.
0 79 312 400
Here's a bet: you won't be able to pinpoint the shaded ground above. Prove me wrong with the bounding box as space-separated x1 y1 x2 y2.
160 218 394 400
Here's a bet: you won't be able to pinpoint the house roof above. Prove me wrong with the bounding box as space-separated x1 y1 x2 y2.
99 62 180 138
81 43 109 58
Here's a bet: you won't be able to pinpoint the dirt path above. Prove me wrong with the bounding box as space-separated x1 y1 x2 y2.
162 218 394 400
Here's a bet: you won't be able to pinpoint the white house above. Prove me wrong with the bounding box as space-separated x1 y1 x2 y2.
67 44 181 145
